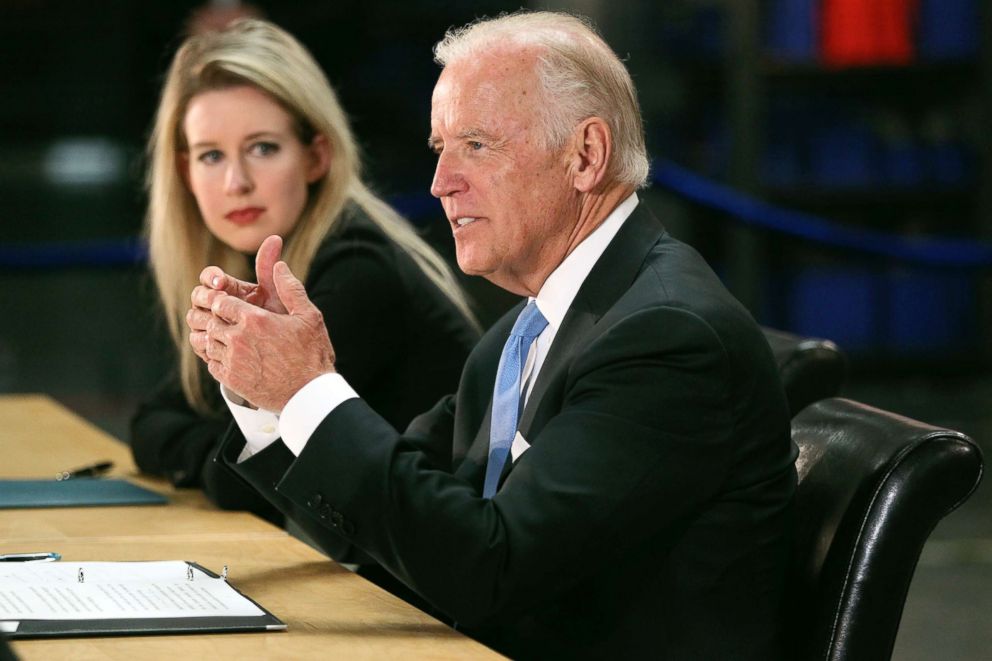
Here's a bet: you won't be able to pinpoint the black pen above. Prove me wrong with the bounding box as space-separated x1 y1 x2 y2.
0 552 62 562
55 460 114 481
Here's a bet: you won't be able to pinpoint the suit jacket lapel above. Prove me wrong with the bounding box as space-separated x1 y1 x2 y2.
516 205 666 445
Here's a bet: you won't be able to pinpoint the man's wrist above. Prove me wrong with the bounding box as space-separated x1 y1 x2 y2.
279 372 357 456
220 385 281 458
224 388 258 410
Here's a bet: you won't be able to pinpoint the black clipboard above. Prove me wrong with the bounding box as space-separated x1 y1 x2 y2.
3 562 285 639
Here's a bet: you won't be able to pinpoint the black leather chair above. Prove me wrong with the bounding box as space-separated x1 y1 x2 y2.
762 327 847 416
788 397 984 661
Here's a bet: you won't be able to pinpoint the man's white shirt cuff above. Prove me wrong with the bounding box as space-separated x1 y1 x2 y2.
279 372 358 457
221 386 281 462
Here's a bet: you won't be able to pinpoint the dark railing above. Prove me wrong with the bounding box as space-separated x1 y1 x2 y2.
3 160 991 270
651 160 992 269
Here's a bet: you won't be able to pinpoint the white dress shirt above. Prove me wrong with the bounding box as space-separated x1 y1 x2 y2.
224 192 639 461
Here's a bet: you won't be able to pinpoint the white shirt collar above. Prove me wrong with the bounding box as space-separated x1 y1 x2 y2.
533 192 639 330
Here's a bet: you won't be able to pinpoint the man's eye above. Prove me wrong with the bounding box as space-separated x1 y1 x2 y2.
197 150 223 164
468 141 484 151
250 142 279 156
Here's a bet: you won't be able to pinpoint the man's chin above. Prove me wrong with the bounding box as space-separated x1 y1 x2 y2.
466 267 530 296
454 254 492 279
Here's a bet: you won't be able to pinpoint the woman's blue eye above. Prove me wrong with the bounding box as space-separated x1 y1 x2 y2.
197 149 223 164
250 142 280 156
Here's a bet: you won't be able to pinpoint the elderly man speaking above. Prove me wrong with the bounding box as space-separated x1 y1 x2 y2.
188 11 797 660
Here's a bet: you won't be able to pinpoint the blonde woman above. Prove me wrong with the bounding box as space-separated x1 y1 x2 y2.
131 19 479 519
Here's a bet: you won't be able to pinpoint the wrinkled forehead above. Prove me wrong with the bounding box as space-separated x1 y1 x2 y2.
430 46 542 128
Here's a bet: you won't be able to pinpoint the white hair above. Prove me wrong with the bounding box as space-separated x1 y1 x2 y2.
433 10 649 188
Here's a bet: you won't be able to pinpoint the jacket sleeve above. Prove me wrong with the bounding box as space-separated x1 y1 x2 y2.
264 307 752 627
219 393 458 565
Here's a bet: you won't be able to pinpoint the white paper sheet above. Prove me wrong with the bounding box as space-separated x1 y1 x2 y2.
0 561 263 620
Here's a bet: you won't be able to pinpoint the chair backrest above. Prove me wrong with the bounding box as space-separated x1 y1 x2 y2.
788 397 983 661
762 327 847 416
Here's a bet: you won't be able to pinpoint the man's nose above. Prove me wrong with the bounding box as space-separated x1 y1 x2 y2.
224 158 253 195
430 151 466 198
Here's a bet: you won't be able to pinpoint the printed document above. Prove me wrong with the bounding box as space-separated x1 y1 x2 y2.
0 561 263 620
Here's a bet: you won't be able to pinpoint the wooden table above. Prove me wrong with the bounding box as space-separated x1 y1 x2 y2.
1 395 500 659
0 395 279 543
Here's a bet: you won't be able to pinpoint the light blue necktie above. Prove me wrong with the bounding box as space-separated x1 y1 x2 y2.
483 301 548 498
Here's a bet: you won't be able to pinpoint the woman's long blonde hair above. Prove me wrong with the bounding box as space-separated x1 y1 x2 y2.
147 19 476 413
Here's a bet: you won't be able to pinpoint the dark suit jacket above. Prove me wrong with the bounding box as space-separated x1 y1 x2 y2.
130 205 479 521
0 633 16 661
221 204 797 659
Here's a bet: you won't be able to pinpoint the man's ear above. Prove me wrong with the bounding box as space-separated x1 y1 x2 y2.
569 117 611 193
306 134 332 183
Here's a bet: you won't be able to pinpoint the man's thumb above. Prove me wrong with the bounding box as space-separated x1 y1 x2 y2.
273 261 310 314
255 235 283 298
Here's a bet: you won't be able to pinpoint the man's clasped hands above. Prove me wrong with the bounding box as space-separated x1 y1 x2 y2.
186 234 337 412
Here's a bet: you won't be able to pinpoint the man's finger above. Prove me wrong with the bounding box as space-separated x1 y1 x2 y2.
205 315 233 344
188 330 208 362
191 284 219 309
210 292 251 325
199 266 228 289
255 235 283 302
204 334 227 361
190 286 224 313
185 307 214 332
199 266 257 300
273 261 313 316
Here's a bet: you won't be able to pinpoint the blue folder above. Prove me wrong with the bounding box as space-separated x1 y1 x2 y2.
0 478 167 508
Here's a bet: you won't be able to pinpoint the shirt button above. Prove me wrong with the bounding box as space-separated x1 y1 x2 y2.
261 424 276 434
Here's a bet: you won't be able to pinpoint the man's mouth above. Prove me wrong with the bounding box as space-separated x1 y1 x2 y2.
456 217 478 227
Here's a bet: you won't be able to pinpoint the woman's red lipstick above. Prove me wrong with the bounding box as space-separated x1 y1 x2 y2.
225 207 265 225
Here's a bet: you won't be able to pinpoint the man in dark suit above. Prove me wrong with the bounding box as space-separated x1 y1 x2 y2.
187 11 797 659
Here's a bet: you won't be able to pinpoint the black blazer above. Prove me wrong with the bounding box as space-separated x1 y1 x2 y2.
222 204 797 659
130 206 479 521
0 633 15 661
